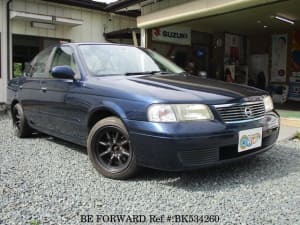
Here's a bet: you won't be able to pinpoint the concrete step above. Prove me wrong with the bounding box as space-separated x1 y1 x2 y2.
278 117 300 141
280 118 300 128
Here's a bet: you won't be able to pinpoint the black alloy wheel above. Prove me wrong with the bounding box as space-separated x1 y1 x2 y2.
87 116 138 179
95 126 132 172
12 106 22 131
12 103 33 138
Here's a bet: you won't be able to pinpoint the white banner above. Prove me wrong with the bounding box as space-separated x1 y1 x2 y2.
271 34 287 82
152 26 191 46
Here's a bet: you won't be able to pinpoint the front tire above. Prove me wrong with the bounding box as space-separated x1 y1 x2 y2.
87 116 138 179
12 103 33 138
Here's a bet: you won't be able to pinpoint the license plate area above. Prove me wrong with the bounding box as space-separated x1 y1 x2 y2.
238 127 262 152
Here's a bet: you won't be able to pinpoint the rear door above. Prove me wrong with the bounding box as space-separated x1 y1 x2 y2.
19 46 54 128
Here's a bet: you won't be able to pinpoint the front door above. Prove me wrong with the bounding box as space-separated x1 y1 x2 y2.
39 46 86 143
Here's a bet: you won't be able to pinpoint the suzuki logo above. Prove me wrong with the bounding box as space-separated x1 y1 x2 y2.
153 28 161 37
244 107 253 118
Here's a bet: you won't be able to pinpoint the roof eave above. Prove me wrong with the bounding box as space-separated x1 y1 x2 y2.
105 0 146 12
42 0 107 11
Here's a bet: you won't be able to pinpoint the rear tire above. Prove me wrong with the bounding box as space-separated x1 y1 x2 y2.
87 116 138 179
12 103 33 138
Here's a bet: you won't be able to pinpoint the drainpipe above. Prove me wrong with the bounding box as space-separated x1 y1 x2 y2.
7 0 12 81
140 28 146 48
132 30 138 47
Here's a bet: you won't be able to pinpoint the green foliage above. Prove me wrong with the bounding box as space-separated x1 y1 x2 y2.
296 131 300 140
29 220 40 225
13 63 22 78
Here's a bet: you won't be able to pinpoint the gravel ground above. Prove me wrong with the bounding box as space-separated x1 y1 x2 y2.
1 115 300 225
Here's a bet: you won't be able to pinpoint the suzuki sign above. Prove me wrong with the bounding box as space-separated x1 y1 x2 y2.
152 26 191 46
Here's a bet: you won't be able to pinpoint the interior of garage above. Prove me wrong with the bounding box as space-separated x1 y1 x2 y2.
12 35 70 78
142 0 300 106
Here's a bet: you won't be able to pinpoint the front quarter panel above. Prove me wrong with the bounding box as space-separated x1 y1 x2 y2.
86 97 149 124
81 81 151 123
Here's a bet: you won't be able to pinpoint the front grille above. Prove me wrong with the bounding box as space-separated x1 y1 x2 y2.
178 147 219 166
214 101 265 123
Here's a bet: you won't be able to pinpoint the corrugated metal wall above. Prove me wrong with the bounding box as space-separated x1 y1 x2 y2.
0 0 137 103
11 0 137 42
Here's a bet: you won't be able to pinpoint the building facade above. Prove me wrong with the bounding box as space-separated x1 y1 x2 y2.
111 0 299 103
0 0 137 105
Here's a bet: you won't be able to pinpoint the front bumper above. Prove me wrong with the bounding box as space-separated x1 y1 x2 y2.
125 111 280 171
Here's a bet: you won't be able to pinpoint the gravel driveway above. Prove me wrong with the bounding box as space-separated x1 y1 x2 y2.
1 115 300 225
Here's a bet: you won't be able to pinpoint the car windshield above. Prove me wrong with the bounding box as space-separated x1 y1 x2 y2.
78 44 184 76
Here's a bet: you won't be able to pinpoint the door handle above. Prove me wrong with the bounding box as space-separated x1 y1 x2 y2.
41 87 47 92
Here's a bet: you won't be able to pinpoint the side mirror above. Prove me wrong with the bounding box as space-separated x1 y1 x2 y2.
51 66 75 80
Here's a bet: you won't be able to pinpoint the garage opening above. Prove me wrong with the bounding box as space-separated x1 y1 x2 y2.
12 35 70 78
145 0 300 107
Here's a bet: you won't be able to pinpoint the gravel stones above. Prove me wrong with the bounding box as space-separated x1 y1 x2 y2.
0 115 299 224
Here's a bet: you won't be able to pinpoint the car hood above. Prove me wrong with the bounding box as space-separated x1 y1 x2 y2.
92 74 267 104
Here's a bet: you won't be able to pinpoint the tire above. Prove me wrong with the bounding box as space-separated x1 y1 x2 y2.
87 116 138 179
12 103 33 138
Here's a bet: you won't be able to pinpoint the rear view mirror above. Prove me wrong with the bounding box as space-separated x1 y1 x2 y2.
51 66 75 80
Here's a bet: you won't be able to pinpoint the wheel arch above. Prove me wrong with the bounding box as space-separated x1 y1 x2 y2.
87 107 125 132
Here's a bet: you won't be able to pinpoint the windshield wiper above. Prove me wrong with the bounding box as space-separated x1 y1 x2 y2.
125 71 169 76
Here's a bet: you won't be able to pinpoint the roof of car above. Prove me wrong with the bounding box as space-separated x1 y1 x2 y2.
62 42 139 48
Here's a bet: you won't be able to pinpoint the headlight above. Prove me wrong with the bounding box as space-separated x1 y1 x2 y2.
264 96 274 112
147 104 177 122
148 104 214 122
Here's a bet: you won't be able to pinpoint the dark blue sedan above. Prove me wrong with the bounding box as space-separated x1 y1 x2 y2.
7 43 280 179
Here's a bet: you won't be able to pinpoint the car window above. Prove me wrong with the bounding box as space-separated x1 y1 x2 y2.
78 45 184 76
51 46 78 75
30 46 53 78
